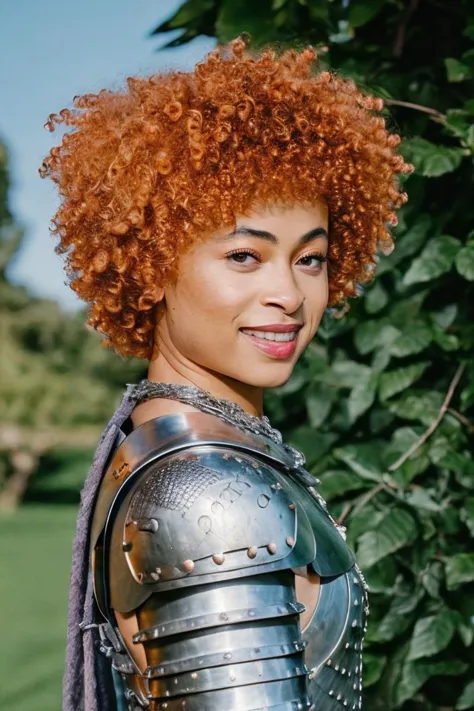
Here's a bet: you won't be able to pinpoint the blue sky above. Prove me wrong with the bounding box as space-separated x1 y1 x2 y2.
1 0 215 309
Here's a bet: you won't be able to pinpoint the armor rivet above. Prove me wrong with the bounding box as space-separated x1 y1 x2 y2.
248 609 256 617
220 612 229 621
345 642 350 649
235 457 242 463
122 541 133 552
222 454 231 460
286 536 295 547
255 647 261 653
335 664 340 671
326 659 332 666
224 653 232 659
151 572 160 581
247 546 258 559
267 543 277 554
337 694 342 701
329 690 334 696
344 702 348 707
212 553 225 565
342 668 346 675
352 619 357 627
289 503 296 510
251 462 259 468
229 672 236 682
191 672 198 679
182 559 195 573
354 599 359 606
353 684 357 691
137 517 159 533
155 567 162 575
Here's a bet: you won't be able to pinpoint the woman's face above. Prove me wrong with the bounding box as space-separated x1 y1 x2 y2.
155 202 329 389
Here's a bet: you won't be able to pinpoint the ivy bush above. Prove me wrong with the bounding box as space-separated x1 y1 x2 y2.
152 1 474 709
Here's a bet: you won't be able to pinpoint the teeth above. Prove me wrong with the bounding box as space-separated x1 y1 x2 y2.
241 329 297 342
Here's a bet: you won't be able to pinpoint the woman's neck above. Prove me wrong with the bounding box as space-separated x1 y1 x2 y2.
146 351 264 418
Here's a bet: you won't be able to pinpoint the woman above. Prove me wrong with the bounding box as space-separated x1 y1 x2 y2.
42 38 411 711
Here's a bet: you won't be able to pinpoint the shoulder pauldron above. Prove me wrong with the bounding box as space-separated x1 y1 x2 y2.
91 412 355 620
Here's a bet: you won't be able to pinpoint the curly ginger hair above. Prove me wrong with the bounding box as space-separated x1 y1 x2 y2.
41 38 412 359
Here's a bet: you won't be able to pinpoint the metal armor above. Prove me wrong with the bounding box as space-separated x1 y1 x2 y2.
91 412 368 711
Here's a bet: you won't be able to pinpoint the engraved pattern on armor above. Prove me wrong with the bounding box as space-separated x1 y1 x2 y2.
129 458 220 516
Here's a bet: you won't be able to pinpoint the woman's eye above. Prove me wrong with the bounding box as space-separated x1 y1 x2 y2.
226 250 259 265
298 253 327 269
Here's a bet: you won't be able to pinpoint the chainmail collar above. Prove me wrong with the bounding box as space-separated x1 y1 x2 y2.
128 379 306 469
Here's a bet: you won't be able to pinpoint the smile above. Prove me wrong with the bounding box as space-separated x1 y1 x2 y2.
240 329 297 342
239 328 300 359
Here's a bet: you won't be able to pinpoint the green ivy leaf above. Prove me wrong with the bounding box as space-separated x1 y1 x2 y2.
288 427 338 467
365 279 388 314
354 320 400 355
460 497 474 536
305 383 334 428
363 653 387 687
445 553 474 589
372 586 424 642
356 508 417 568
334 441 385 482
318 469 370 501
430 303 458 329
403 235 460 285
363 556 397 594
420 560 444 597
377 215 431 275
379 362 429 401
347 373 378 422
217 0 277 44
407 610 457 660
400 138 465 177
438 452 474 488
389 322 432 357
455 244 474 281
389 390 443 426
457 621 474 648
397 659 468 707
431 324 461 351
323 360 371 388
405 487 441 512
348 0 385 28
457 681 474 710
445 57 472 82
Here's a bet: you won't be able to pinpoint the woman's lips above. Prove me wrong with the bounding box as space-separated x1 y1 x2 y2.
240 330 298 359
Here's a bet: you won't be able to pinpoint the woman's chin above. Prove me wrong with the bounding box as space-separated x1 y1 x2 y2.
236 364 297 390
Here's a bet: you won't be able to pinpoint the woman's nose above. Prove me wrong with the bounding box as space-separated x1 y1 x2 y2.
260 267 305 313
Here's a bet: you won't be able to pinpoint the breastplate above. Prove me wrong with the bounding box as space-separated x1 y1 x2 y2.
90 412 368 711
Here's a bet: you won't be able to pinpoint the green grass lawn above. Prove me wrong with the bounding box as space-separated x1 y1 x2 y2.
0 504 78 710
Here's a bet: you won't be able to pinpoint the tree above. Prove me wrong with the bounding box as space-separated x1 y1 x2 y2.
150 3 474 710
0 139 146 509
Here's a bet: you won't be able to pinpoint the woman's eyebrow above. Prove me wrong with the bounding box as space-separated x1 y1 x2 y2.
221 226 328 245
